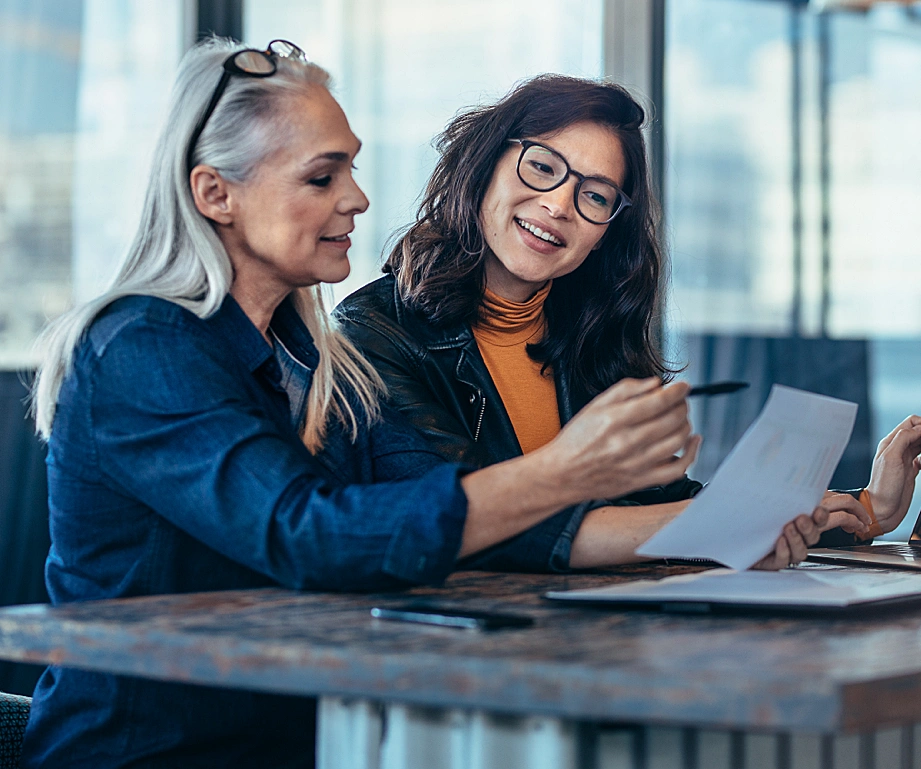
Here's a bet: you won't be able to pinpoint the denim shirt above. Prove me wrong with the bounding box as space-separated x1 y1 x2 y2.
23 293 592 768
23 293 477 768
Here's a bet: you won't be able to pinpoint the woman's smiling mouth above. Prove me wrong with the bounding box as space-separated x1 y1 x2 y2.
515 217 564 246
320 233 350 242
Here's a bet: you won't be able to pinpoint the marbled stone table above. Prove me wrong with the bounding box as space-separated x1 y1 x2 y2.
2 566 921 768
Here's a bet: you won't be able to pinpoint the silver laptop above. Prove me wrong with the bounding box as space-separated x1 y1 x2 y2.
808 509 921 570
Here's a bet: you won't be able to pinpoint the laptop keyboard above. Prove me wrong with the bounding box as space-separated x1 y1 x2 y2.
839 543 921 556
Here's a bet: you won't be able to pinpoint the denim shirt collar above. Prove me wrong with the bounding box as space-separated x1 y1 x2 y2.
205 293 320 378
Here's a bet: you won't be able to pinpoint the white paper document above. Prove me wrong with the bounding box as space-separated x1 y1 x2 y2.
545 567 921 609
635 385 858 570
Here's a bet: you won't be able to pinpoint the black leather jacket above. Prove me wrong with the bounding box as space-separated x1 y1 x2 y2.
335 274 703 506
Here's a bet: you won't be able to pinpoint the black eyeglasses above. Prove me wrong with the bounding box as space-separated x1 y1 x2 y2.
186 40 308 174
509 139 632 225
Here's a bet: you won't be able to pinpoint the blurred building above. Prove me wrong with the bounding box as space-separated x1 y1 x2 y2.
0 0 82 366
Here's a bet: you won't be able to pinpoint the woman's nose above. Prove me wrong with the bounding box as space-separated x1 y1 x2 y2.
539 180 575 219
341 176 370 215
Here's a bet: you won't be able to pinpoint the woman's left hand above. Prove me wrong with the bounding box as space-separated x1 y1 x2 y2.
751 506 829 570
865 415 921 534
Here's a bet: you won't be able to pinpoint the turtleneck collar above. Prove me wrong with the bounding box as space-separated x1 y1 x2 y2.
474 281 552 347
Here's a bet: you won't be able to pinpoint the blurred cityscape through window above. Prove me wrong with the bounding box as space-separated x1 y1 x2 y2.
665 0 921 537
0 0 82 367
0 0 184 367
666 0 921 338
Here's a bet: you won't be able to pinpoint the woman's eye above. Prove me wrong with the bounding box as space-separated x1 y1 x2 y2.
528 161 555 176
585 191 609 207
351 163 358 171
309 175 332 187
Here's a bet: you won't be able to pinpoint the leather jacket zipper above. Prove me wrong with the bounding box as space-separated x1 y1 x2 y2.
473 394 486 442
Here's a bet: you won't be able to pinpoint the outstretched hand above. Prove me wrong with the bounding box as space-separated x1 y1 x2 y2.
865 415 921 534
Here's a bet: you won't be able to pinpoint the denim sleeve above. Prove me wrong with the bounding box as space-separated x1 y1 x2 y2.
457 501 596 573
362 403 593 573
366 402 457 481
89 318 467 591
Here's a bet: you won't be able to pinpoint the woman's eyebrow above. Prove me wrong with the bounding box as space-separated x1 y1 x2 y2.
539 141 621 187
569 165 622 188
301 142 362 169
301 151 350 168
591 173 622 187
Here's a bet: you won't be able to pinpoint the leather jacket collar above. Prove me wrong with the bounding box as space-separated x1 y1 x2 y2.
336 274 587 468
384 274 587 423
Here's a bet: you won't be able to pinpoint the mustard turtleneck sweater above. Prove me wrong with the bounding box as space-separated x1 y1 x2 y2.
472 282 561 454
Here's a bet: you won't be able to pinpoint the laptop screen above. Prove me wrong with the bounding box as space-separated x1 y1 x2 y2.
910 509 921 542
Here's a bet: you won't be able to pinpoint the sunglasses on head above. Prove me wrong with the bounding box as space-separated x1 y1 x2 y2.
186 40 308 175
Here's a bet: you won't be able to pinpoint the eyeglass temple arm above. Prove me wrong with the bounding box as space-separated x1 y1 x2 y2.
186 68 233 175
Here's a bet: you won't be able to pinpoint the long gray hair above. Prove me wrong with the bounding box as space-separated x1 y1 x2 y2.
32 37 383 451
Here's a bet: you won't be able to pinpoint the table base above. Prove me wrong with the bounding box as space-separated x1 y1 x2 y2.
318 697 921 769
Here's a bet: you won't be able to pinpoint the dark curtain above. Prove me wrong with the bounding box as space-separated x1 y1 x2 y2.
680 335 873 490
0 371 50 696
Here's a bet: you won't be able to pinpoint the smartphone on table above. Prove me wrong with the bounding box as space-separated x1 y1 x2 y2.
370 603 534 631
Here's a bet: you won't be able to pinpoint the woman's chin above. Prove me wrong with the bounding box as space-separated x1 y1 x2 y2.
291 268 351 291
318 262 352 286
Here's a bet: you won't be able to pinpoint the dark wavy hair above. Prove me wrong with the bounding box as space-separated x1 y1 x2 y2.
386 74 672 397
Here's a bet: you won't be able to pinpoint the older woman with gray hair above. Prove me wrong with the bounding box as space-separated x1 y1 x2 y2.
22 38 826 767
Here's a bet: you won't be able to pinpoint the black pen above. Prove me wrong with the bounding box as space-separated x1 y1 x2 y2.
687 381 750 397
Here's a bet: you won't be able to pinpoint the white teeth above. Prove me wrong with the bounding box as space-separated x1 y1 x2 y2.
516 218 562 245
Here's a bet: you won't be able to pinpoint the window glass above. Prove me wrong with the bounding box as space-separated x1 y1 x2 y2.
665 0 921 539
667 0 921 341
71 1 186 305
245 0 604 303
666 0 794 336
0 0 83 367
825 8 921 336
0 0 184 367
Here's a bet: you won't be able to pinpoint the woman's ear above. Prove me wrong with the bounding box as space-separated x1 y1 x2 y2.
190 166 234 225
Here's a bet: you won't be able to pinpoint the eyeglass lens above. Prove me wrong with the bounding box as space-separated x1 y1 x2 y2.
231 50 276 75
518 144 623 224
267 39 307 60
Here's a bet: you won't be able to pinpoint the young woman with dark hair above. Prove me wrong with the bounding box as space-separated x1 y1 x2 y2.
336 74 919 564
388 74 665 396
